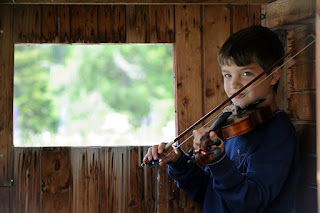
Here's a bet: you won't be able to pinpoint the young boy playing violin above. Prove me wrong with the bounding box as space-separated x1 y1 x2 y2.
143 25 299 213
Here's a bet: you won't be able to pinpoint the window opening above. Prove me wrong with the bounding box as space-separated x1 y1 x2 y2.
14 44 175 147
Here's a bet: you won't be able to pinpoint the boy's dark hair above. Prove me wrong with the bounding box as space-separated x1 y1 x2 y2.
218 25 285 91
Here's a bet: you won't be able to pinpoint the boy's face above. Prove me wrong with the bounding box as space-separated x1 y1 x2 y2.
221 61 279 108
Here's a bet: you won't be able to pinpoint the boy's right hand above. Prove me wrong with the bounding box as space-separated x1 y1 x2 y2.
143 142 181 167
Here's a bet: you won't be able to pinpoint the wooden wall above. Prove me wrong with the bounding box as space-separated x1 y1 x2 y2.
0 2 317 212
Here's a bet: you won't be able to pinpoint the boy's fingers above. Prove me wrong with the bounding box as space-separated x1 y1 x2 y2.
152 145 159 160
158 142 167 154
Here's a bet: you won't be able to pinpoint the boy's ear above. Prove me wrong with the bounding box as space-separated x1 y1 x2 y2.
270 67 281 85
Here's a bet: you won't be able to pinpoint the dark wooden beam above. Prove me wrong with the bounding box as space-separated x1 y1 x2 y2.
0 0 273 5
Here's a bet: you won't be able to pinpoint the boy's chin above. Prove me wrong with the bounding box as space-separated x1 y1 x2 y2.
231 100 246 108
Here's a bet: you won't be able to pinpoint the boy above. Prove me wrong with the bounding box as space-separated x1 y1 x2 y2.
143 25 299 213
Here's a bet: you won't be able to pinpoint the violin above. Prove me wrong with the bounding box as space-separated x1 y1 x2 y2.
141 34 315 169
192 101 274 168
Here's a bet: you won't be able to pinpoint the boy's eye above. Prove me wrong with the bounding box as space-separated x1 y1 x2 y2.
243 72 253 76
223 73 231 78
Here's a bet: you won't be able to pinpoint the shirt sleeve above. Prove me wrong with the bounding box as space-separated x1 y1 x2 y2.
167 151 210 204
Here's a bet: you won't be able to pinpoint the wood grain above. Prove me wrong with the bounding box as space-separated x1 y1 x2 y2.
59 5 71 43
42 5 58 42
70 5 86 42
174 5 202 212
266 0 315 29
0 4 13 186
13 5 41 43
98 5 126 43
42 148 70 213
126 5 150 43
149 5 175 43
12 148 41 212
0 187 10 213
1 0 273 4
202 5 230 117
71 148 99 213
316 0 320 211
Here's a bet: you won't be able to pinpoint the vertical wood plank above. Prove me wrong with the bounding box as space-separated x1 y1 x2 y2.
231 5 261 34
203 5 230 116
71 148 100 213
98 5 126 43
85 5 98 43
128 147 143 212
288 92 315 121
142 146 157 212
316 0 320 211
12 148 41 213
41 5 58 43
70 5 86 43
248 5 261 26
173 5 203 213
59 5 71 43
13 5 41 43
126 5 150 43
0 187 10 213
286 24 315 92
149 5 175 43
175 4 202 156
42 148 70 213
100 147 129 213
0 5 13 186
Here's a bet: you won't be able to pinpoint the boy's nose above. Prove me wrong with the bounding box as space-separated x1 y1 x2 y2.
231 79 242 89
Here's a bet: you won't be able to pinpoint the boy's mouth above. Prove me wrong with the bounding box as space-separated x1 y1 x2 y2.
233 93 244 99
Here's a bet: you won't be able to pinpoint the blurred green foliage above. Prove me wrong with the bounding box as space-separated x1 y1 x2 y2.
14 44 174 145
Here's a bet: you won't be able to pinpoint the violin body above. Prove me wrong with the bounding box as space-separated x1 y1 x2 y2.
193 104 274 168
221 105 274 140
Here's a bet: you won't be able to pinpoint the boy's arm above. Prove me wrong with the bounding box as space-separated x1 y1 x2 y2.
167 150 210 204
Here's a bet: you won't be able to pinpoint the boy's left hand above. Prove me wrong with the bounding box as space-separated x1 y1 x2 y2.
193 127 225 163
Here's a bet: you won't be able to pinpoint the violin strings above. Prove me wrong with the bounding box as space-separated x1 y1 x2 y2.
156 34 315 164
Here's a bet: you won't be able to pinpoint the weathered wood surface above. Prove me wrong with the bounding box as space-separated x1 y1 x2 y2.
0 5 13 187
12 5 175 43
203 5 230 116
98 5 126 43
42 148 70 213
0 0 273 4
286 25 316 122
71 148 99 213
266 0 316 29
316 0 320 211
273 18 317 213
0 187 10 213
12 148 41 212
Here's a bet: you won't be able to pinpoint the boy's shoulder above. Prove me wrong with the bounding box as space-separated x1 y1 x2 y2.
258 109 297 143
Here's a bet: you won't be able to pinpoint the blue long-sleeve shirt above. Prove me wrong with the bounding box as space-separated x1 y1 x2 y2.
168 109 299 213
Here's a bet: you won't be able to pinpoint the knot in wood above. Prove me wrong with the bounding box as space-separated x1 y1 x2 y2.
182 98 188 106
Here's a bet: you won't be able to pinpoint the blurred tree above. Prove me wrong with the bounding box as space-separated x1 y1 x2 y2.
14 45 61 142
14 44 174 145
